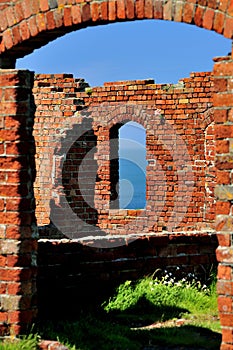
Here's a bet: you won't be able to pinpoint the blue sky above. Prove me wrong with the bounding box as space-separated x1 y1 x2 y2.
17 19 231 87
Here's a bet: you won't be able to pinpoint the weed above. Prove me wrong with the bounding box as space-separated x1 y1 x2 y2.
0 334 38 350
103 271 217 319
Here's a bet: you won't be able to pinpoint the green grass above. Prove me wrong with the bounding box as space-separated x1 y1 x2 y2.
0 334 38 350
0 273 221 349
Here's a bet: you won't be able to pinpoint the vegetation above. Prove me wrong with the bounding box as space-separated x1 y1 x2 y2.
0 334 38 350
0 271 221 349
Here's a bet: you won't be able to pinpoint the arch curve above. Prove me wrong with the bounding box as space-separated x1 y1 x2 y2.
0 0 233 66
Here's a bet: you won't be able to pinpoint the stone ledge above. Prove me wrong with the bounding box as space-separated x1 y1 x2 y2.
39 340 69 350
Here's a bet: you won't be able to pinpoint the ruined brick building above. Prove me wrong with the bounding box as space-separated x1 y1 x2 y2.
0 1 233 349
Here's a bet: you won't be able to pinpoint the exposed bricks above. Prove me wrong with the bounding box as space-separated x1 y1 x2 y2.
32 72 215 235
39 340 69 350
0 70 37 335
37 233 218 319
0 0 231 59
213 54 233 349
0 1 232 347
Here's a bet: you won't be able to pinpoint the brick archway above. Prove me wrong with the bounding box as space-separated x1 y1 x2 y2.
0 0 232 67
0 1 233 349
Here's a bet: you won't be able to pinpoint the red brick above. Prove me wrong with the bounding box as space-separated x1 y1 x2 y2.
46 11 56 30
214 78 228 92
216 140 229 154
203 8 214 30
64 7 72 26
213 11 225 34
219 0 229 11
220 343 233 350
3 29 13 50
0 67 224 338
14 3 24 23
208 0 219 9
5 226 31 240
216 171 231 186
0 312 7 323
71 5 81 24
36 13 47 32
21 0 32 18
19 21 30 41
183 2 194 23
81 3 91 22
11 26 22 46
0 255 6 267
222 328 233 344
126 0 134 19
5 198 21 211
0 74 15 87
0 10 8 31
6 7 16 27
214 109 228 124
145 0 153 19
91 2 100 22
224 16 233 39
0 156 26 170
228 0 233 16
218 265 233 280
31 0 40 14
117 0 126 19
153 0 163 19
0 268 22 282
220 314 233 327
135 0 144 18
8 311 21 323
39 0 49 12
6 256 19 268
218 296 233 312
215 125 233 139
108 0 116 21
213 61 233 76
194 5 204 26
0 40 6 54
0 282 7 294
100 1 108 20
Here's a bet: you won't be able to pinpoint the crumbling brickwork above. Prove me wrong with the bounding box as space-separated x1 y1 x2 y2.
214 54 233 349
32 72 218 320
0 1 233 348
33 72 215 239
37 233 218 320
0 70 37 335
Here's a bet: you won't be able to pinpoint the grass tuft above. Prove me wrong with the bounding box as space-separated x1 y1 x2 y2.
0 334 38 350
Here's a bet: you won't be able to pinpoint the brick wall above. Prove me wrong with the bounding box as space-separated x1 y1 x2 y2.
0 67 221 340
32 71 218 321
214 53 233 350
0 70 37 335
33 72 215 243
0 0 233 347
37 233 218 320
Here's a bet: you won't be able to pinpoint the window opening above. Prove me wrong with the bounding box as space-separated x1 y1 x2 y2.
119 121 147 209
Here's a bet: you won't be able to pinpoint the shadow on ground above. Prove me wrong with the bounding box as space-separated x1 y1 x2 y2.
37 298 221 350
